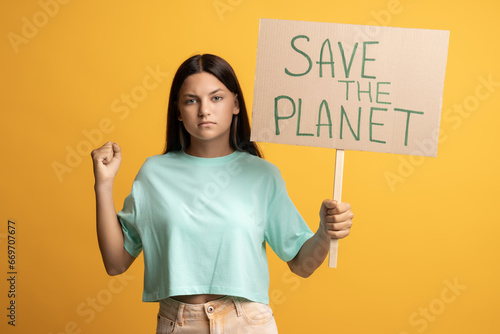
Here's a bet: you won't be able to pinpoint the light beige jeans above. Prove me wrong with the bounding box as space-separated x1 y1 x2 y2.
156 296 278 333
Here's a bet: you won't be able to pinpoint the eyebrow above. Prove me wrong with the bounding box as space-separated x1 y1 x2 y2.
182 88 224 98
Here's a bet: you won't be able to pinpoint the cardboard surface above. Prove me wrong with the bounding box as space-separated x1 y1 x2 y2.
251 19 449 157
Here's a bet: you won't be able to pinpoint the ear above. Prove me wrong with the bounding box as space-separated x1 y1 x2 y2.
175 101 183 121
233 94 240 115
177 107 183 121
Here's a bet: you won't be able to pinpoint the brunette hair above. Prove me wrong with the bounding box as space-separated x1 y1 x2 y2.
163 54 262 157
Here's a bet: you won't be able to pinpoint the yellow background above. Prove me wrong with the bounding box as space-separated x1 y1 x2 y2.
1 0 499 333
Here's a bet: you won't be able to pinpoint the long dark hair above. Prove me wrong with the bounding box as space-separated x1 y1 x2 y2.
163 54 262 158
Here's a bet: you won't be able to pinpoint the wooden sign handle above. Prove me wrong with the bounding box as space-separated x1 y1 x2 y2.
328 149 344 268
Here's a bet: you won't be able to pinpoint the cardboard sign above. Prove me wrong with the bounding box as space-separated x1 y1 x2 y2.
251 19 449 157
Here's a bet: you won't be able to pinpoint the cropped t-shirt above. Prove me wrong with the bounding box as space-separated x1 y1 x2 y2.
117 150 314 304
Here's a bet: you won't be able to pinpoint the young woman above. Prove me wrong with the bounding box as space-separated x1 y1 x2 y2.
91 54 353 333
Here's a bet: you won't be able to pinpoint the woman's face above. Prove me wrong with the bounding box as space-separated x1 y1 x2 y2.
177 72 239 150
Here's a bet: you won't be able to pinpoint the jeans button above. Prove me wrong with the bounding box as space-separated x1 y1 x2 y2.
207 305 215 313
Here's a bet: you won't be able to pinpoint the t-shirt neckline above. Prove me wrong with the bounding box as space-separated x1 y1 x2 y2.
179 150 243 165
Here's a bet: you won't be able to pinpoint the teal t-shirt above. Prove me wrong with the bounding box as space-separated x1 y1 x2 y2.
117 150 314 304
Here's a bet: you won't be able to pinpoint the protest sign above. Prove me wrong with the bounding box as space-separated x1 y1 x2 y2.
251 18 449 267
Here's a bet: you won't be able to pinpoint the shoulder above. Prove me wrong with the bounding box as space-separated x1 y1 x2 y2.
135 152 183 178
146 151 185 165
235 152 284 182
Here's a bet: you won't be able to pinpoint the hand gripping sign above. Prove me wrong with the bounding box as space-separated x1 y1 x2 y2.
251 18 449 267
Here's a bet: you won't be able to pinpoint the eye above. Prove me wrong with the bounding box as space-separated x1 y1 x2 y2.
185 98 197 105
212 96 223 102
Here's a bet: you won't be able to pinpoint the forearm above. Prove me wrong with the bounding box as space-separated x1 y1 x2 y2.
95 183 134 275
288 199 353 277
287 226 331 278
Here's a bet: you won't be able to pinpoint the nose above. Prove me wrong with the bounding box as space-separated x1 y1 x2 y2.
198 98 211 117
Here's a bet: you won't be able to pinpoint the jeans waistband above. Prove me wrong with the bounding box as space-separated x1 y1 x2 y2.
159 296 243 326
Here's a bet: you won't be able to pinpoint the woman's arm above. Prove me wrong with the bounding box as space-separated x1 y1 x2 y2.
287 200 353 278
91 142 136 276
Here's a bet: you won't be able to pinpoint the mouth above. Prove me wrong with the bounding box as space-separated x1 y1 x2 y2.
198 121 216 126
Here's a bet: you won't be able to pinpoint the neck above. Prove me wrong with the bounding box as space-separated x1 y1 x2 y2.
185 140 234 158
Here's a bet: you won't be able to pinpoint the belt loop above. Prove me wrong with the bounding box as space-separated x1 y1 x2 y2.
232 297 243 317
176 303 185 326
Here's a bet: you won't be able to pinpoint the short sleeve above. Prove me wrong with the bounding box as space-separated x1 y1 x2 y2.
264 174 314 262
117 184 143 258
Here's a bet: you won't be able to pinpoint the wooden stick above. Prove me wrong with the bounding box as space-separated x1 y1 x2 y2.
328 149 344 268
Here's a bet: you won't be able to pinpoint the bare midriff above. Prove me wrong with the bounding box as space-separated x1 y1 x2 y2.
170 294 226 304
